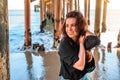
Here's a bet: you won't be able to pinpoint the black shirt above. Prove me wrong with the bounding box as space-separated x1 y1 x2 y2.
58 37 87 80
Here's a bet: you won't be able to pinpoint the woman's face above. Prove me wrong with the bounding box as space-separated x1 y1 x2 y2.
65 18 78 41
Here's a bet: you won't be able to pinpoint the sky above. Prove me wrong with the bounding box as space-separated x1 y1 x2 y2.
8 0 120 10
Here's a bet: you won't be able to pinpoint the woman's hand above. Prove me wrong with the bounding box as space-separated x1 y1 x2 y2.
79 36 85 44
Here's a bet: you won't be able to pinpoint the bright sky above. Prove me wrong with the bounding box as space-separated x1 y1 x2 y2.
8 0 120 10
8 0 39 10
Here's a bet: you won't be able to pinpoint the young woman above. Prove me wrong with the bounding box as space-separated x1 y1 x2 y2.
58 11 96 80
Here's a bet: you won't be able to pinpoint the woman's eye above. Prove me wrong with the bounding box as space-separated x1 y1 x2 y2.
71 24 76 27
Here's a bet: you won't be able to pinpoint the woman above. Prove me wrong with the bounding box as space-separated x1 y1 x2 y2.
58 11 96 80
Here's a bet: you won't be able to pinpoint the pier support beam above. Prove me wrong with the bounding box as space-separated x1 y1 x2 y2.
40 0 46 32
84 0 88 19
117 31 120 47
75 0 77 10
0 0 10 80
88 0 90 25
94 0 102 37
53 0 62 48
78 0 80 11
24 0 31 47
102 0 108 32
69 0 73 11
84 0 90 25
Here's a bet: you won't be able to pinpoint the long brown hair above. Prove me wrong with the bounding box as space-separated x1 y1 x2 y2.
62 11 87 41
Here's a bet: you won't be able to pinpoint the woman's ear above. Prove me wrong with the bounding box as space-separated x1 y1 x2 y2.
84 25 88 31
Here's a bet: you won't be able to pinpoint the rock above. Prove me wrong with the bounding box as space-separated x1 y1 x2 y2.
32 43 45 51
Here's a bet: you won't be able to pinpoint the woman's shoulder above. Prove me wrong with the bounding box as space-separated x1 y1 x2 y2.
59 37 74 48
60 37 70 44
58 37 72 52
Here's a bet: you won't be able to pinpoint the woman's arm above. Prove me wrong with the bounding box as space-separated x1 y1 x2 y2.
73 36 86 71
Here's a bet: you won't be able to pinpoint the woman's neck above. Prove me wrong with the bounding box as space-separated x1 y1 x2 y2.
71 37 77 42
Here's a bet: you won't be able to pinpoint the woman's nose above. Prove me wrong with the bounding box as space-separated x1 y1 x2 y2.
68 26 72 31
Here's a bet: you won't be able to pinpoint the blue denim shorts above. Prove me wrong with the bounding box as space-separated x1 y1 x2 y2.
61 74 89 80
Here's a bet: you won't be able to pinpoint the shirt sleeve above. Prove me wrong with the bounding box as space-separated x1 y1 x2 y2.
58 39 79 66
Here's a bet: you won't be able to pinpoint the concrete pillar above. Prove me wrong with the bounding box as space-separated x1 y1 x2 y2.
0 0 10 80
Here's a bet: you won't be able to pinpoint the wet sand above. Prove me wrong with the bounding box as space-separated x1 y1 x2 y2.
40 51 61 80
10 47 120 80
42 47 120 80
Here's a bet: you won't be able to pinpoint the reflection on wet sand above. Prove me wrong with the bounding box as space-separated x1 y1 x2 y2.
10 47 120 80
100 47 107 80
40 51 60 80
89 47 100 80
88 47 120 80
117 48 120 79
25 51 33 80
107 42 112 53
101 48 105 64
24 51 46 80
24 50 60 80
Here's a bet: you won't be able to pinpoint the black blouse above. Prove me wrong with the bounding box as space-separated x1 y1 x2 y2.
58 37 87 80
58 37 96 80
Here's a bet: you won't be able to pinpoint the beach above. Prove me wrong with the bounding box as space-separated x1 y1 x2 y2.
9 10 120 80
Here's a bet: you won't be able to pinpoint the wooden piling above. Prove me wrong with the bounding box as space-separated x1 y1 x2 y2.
84 0 88 19
46 0 53 14
52 0 54 14
94 0 102 37
40 0 45 22
0 0 10 80
78 0 80 11
40 0 46 32
53 0 62 48
102 0 108 32
66 0 69 13
88 0 90 25
63 0 65 18
24 0 31 47
75 0 77 10
66 0 70 13
69 0 73 11
117 30 120 47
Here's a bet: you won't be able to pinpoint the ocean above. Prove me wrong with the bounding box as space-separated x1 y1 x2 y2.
9 10 120 80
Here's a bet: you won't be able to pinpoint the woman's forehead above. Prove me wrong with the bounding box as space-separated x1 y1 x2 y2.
66 18 76 23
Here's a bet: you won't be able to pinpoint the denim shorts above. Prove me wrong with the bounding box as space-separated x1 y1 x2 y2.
61 74 89 80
